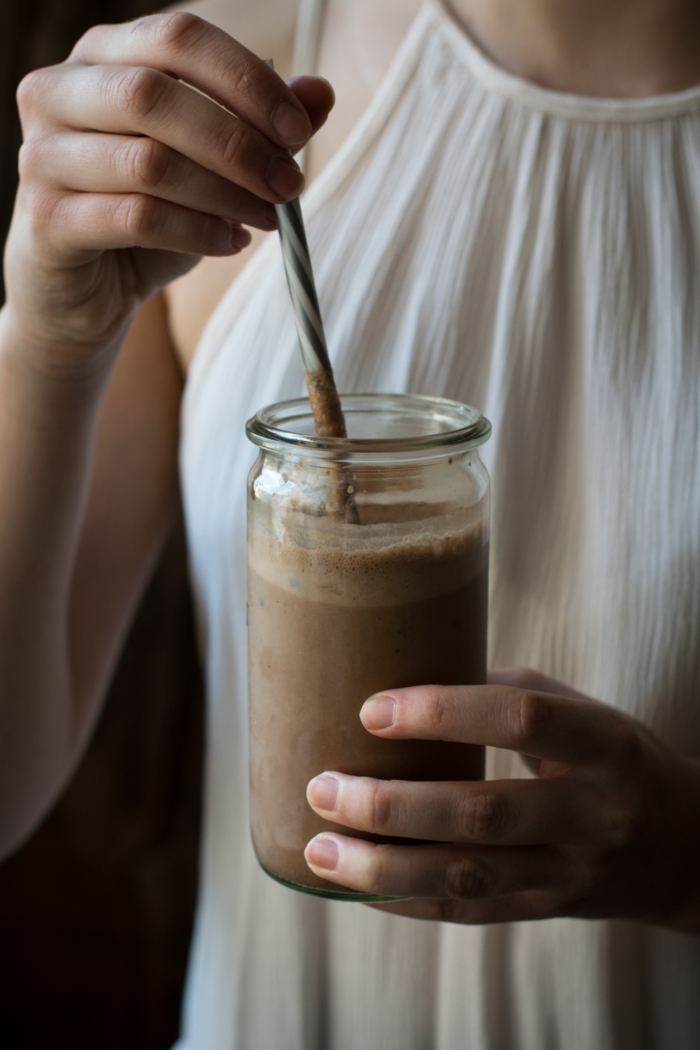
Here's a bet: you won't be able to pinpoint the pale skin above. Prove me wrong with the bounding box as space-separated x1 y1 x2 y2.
0 0 699 932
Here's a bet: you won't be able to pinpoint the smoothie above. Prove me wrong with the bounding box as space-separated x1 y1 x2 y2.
248 498 488 895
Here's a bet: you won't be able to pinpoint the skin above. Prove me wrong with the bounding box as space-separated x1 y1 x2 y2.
306 669 700 931
0 0 699 935
0 10 334 854
454 0 700 98
167 0 700 361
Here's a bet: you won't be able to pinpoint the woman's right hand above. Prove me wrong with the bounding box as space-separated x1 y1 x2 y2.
4 11 334 376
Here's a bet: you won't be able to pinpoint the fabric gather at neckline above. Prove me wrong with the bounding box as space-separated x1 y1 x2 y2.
429 0 700 122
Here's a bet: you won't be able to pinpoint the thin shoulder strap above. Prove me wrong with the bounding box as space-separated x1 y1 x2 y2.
292 0 327 75
292 0 327 174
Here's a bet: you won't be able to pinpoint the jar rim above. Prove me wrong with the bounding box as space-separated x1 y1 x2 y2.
245 393 491 454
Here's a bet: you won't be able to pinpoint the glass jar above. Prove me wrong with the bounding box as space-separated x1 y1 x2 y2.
246 393 491 901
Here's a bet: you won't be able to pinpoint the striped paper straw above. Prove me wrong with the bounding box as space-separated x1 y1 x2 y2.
265 61 358 520
265 58 331 376
273 194 333 376
265 60 350 438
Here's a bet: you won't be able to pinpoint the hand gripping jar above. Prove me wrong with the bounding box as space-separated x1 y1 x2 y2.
246 393 491 901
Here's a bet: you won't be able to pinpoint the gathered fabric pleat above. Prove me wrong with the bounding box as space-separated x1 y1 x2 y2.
177 2 700 1047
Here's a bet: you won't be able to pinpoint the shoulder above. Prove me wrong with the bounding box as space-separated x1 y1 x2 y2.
163 0 298 58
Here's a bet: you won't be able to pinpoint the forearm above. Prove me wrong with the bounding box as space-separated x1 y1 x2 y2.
0 305 114 856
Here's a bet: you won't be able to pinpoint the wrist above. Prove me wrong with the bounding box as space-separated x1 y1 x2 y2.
0 302 123 403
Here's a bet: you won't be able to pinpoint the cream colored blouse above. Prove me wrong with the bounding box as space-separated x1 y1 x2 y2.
177 2 700 1046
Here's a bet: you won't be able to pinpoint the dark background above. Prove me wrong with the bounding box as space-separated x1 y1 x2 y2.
0 2 205 1048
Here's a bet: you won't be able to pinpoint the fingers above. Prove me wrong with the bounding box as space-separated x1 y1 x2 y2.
304 833 565 900
307 772 595 845
286 76 335 137
369 892 558 925
359 685 635 764
25 131 277 231
13 13 337 280
29 62 304 205
70 13 320 148
43 191 245 258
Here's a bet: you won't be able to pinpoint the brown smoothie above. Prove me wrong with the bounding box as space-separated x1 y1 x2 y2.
247 499 489 895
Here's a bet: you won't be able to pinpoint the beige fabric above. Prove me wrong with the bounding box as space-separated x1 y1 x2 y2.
176 1 700 1046
292 0 327 76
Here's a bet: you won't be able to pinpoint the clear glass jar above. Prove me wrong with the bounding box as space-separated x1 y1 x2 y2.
246 393 491 901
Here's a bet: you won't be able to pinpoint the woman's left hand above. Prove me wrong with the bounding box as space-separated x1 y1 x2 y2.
305 669 700 932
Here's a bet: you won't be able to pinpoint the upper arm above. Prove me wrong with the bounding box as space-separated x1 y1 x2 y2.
69 292 183 710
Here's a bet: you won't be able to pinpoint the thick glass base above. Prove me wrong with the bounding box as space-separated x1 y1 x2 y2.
260 862 410 903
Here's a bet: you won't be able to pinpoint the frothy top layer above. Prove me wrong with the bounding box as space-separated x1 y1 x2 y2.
248 500 488 607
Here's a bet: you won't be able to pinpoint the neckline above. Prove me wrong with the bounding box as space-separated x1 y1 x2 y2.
185 0 700 395
429 0 700 122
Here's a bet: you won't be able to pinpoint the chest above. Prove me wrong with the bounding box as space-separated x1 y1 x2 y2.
166 0 421 369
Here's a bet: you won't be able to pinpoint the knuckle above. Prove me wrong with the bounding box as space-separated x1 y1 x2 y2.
18 137 48 182
420 686 449 732
444 857 489 900
72 22 108 54
512 690 552 747
73 24 97 49
22 191 59 243
115 193 160 239
603 796 645 848
364 781 396 832
22 184 61 236
121 137 171 191
459 792 509 842
111 66 170 124
227 53 262 101
16 68 52 115
146 12 210 55
194 214 229 256
218 120 250 170
366 843 393 889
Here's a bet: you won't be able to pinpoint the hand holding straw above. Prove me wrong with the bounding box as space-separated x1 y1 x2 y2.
265 59 359 521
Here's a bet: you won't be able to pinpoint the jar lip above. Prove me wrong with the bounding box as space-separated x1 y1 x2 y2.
245 393 491 453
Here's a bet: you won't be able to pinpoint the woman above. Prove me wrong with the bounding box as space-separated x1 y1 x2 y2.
1 0 699 1046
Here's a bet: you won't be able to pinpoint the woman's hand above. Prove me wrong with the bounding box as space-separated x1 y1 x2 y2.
4 12 333 373
305 669 700 932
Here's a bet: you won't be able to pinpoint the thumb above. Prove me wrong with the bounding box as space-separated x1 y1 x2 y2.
286 75 335 138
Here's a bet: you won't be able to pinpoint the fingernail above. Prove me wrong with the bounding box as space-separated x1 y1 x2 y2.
305 835 339 872
360 695 396 730
272 100 311 146
266 156 305 200
307 774 339 814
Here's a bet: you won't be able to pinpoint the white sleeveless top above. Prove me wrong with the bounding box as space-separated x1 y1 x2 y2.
177 2 700 1046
